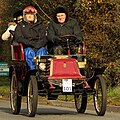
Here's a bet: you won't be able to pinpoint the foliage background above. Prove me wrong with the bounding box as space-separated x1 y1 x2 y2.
0 0 120 87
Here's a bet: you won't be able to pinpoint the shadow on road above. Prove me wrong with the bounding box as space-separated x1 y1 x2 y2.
0 107 11 114
0 104 97 117
20 107 97 117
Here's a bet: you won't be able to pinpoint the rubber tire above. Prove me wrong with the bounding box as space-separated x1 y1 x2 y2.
27 75 38 117
74 93 87 113
10 72 21 114
93 75 107 116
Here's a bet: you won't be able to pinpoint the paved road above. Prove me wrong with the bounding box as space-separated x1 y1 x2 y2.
0 100 120 120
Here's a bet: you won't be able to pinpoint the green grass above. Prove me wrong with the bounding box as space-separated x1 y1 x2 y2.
0 77 120 105
58 95 93 103
0 77 10 97
58 95 74 102
107 86 120 106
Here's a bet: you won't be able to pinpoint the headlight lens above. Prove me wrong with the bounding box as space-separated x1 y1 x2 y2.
39 63 46 71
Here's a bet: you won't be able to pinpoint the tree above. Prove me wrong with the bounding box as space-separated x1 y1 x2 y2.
0 0 119 86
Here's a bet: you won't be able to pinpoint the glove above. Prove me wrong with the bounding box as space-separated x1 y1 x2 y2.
75 38 82 45
9 30 15 36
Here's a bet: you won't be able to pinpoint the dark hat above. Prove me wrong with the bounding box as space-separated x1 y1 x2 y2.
55 6 68 14
53 6 68 23
13 10 23 19
13 10 23 22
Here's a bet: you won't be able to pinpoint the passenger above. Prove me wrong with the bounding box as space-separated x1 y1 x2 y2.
1 10 23 41
47 5 83 54
14 5 48 70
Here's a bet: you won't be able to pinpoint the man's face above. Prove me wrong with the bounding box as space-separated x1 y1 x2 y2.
25 13 35 22
56 13 66 23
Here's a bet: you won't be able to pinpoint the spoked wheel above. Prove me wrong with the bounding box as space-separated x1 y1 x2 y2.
27 75 38 117
93 75 107 116
10 72 21 114
74 92 87 113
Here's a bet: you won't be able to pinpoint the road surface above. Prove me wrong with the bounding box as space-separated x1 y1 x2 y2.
0 100 120 120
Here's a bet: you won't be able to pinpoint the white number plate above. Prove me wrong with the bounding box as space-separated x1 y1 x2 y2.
62 79 72 92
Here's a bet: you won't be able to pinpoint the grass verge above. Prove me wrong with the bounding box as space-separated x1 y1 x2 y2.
0 77 120 106
0 77 10 99
107 86 120 106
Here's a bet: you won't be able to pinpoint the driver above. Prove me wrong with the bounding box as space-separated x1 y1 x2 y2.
47 5 83 54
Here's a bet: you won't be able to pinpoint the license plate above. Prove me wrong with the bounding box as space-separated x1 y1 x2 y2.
62 79 72 92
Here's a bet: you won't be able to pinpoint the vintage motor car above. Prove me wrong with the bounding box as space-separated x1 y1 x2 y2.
9 35 107 117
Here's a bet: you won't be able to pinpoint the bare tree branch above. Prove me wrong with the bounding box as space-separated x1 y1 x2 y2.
32 0 51 20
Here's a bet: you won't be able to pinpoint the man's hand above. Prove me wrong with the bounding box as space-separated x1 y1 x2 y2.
75 38 82 45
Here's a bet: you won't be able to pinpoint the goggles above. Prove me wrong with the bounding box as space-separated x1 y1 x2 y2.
23 7 37 14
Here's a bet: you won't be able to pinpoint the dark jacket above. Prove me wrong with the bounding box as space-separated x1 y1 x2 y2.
14 18 47 52
47 18 83 42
